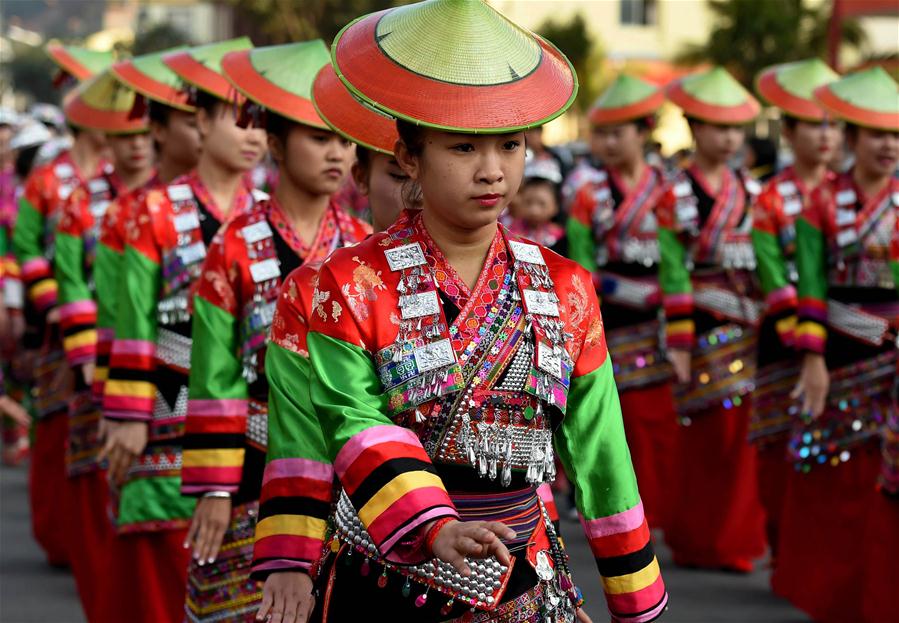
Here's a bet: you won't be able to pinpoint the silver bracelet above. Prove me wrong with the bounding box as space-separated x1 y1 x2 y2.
202 491 232 499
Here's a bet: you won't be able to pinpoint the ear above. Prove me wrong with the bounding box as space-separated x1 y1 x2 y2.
267 132 284 164
394 139 420 181
351 161 370 197
195 108 212 141
150 120 167 146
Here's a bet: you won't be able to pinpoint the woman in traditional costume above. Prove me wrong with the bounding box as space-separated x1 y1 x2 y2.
567 74 677 531
98 38 265 623
656 66 767 571
750 58 841 557
13 44 111 568
178 40 367 622
257 2 667 622
55 68 154 622
772 66 898 623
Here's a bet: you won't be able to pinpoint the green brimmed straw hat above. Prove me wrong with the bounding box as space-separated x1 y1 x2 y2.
331 0 577 133
222 40 330 128
667 66 760 124
163 37 253 101
312 64 398 155
63 69 149 134
111 46 195 112
814 66 899 132
756 58 839 122
589 74 664 126
46 43 114 82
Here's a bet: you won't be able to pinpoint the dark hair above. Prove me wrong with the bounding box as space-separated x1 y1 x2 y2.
15 145 41 179
747 136 777 171
356 145 372 172
844 122 859 142
396 119 426 157
67 122 82 138
781 114 800 131
264 111 296 138
521 176 562 219
148 100 173 126
195 90 225 118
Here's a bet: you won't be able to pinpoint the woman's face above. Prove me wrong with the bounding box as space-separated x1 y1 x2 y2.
353 152 410 231
273 123 353 197
591 122 645 169
513 180 558 226
397 129 525 232
153 109 200 172
851 126 899 179
197 101 266 173
784 119 842 168
691 121 745 165
106 132 153 177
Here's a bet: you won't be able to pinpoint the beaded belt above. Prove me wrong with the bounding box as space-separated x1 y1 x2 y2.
246 400 267 451
788 349 897 472
607 320 672 391
157 327 192 373
693 286 761 326
32 346 72 420
600 273 659 310
749 359 800 446
674 324 757 418
334 490 514 611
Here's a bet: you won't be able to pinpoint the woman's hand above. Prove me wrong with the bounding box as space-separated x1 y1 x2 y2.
80 361 96 386
184 496 232 565
257 571 315 623
0 395 30 427
791 352 830 418
667 348 692 384
429 519 516 576
99 420 148 485
576 608 593 623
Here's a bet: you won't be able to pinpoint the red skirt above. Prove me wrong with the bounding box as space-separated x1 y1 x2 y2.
107 528 191 623
861 485 899 623
66 469 115 623
666 401 767 570
28 414 70 566
619 382 678 531
771 442 880 623
755 441 790 558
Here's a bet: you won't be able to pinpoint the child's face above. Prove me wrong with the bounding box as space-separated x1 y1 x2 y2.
513 181 558 226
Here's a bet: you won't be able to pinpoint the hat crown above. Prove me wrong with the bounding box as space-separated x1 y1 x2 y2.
129 46 188 89
828 66 899 114
186 37 253 75
682 66 752 107
772 58 838 100
594 74 658 110
373 0 541 86
77 70 136 113
248 40 330 99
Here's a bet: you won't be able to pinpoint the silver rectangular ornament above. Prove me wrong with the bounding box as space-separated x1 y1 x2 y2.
414 338 456 373
250 258 281 283
508 240 546 265
167 184 193 202
400 290 440 319
385 243 427 271
176 240 206 265
537 341 563 380
242 220 273 244
174 211 201 233
523 289 559 317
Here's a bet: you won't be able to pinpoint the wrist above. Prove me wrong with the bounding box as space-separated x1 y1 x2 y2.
424 517 455 558
202 491 232 499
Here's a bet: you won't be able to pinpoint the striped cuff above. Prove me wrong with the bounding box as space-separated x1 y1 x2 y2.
29 278 58 313
182 398 250 494
797 297 827 353
102 339 157 422
252 457 335 578
335 425 458 564
580 502 668 623
665 319 695 350
764 285 797 317
59 300 98 365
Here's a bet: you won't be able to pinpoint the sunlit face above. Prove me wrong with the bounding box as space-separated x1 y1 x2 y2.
152 108 200 172
106 132 153 177
513 180 558 227
691 121 745 165
783 118 842 168
850 126 899 179
396 129 525 232
271 123 353 197
197 101 266 173
591 122 646 169
353 151 411 231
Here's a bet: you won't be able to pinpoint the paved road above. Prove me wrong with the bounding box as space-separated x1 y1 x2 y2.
1 464 809 623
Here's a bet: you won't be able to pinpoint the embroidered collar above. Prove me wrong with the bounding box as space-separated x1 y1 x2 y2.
268 197 348 263
183 169 253 222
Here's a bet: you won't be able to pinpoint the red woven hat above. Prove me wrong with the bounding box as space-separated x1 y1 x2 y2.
222 40 330 128
331 0 577 133
756 58 839 122
667 66 760 125
589 74 664 126
46 44 114 82
312 64 397 155
814 66 899 132
111 46 195 112
163 38 253 101
64 69 149 134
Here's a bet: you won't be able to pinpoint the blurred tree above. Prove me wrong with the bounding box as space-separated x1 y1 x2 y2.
676 0 867 87
6 44 60 105
536 13 602 111
228 0 409 45
131 22 193 56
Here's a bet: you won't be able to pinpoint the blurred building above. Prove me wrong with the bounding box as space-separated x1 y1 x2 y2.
102 0 234 45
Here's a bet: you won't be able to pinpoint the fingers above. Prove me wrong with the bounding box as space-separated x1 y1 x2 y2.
790 380 803 400
256 588 273 621
207 521 227 564
193 514 212 564
271 591 287 623
482 521 516 541
481 535 512 568
298 594 315 623
184 516 200 550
